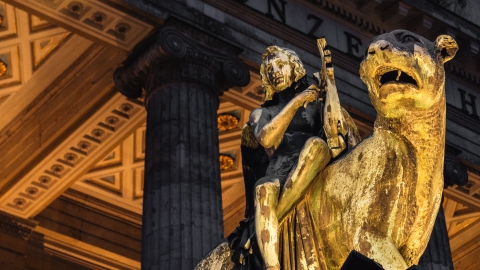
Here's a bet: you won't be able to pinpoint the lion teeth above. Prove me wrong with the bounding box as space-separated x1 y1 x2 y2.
396 70 401 81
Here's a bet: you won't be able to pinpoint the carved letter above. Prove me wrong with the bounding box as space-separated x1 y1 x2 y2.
307 14 324 38
266 0 287 24
344 31 363 61
458 88 479 118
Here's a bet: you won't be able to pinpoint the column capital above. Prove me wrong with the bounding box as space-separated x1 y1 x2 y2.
113 18 250 100
0 211 37 240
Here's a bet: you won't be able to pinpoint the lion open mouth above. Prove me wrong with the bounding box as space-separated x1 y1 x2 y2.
378 69 418 88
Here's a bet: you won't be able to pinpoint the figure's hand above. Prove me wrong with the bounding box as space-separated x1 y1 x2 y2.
297 85 320 108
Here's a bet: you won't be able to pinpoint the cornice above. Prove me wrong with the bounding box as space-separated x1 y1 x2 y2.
0 210 37 240
36 226 140 269
402 0 480 39
446 104 480 135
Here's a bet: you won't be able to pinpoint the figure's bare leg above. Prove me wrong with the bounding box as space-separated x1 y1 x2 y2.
255 179 281 270
276 137 331 222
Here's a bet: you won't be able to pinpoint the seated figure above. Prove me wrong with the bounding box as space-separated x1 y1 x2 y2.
240 45 360 269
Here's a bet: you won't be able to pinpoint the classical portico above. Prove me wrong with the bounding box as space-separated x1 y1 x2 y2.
0 0 478 269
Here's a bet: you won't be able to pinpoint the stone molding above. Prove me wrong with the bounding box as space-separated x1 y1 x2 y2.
0 92 146 219
113 18 250 102
36 226 140 270
0 210 37 240
3 0 155 51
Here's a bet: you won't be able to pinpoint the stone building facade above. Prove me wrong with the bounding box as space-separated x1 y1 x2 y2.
0 0 479 269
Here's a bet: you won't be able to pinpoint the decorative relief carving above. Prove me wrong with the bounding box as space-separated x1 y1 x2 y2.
0 45 21 88
10 0 154 51
74 129 147 209
0 94 145 218
0 3 18 39
29 14 55 32
218 113 239 131
219 154 234 171
31 32 71 70
0 2 72 115
83 171 122 196
0 60 6 76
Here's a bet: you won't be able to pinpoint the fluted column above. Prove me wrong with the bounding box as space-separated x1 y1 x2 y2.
418 149 468 270
114 19 249 270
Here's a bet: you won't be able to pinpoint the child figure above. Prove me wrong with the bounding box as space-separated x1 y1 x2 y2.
249 46 332 269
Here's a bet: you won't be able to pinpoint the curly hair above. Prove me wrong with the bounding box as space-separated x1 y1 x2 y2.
260 46 306 102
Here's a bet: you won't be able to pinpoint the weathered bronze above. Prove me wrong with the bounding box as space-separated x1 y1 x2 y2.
195 30 458 270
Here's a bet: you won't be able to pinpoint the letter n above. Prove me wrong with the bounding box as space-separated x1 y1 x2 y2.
266 0 287 24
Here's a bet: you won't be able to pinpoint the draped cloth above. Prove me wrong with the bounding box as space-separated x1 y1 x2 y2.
278 199 328 270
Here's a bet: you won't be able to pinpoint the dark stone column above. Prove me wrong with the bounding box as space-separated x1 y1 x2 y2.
114 19 249 270
418 149 468 270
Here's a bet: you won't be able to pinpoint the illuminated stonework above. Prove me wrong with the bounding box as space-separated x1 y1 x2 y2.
0 61 6 77
217 113 239 131
219 154 234 170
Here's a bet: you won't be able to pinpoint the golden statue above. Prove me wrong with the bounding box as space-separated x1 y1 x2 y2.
195 30 458 270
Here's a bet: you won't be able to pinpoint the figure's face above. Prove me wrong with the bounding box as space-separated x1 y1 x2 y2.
264 51 294 92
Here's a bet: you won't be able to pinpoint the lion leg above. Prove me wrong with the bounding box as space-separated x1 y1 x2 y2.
356 231 408 270
255 178 281 270
276 137 331 222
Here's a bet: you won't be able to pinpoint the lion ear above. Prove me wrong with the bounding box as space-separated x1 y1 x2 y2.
435 35 458 63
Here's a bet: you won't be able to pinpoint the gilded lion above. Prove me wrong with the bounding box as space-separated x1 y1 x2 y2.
196 30 458 270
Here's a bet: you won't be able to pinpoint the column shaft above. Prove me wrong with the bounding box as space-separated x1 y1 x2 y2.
113 18 249 270
418 205 454 270
142 82 223 269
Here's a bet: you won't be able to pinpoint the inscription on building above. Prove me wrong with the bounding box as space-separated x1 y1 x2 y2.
236 0 480 120
458 88 479 118
236 0 369 60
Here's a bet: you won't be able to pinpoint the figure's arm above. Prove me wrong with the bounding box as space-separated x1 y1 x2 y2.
251 86 319 149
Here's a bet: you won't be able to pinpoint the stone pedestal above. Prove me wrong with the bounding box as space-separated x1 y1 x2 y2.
114 19 249 269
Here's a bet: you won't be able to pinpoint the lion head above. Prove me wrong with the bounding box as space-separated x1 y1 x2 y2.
360 30 458 118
